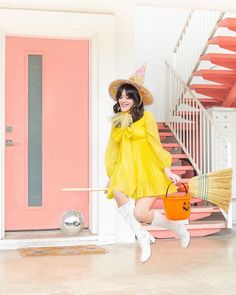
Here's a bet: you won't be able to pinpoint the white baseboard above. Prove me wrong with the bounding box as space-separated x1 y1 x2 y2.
0 234 116 250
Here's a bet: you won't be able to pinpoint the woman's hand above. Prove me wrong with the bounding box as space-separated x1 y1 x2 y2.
104 178 110 194
164 167 181 185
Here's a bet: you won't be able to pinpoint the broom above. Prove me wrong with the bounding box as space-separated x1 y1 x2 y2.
187 168 233 212
62 168 233 212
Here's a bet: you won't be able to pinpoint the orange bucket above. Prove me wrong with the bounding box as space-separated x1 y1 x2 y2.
163 182 191 220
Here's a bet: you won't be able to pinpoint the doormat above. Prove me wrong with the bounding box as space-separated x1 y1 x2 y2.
18 244 107 257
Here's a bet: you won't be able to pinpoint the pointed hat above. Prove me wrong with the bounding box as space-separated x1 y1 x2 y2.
108 64 153 105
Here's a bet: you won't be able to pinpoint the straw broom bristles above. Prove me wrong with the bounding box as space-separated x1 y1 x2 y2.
188 168 233 212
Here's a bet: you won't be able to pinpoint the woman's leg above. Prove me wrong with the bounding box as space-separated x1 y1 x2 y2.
113 190 155 263
134 197 156 223
134 196 190 248
113 190 129 207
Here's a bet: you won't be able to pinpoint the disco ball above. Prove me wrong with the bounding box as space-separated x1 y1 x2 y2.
60 210 85 235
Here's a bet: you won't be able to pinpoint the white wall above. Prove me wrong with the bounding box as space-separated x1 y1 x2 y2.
0 2 137 243
135 6 189 121
137 0 236 12
2 0 236 13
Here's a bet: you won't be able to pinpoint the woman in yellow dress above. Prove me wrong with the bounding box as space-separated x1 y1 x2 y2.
105 65 190 263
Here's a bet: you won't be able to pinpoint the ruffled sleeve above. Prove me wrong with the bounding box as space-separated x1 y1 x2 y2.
145 111 172 170
105 125 120 177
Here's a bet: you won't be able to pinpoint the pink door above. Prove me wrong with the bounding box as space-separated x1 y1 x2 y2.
5 37 89 230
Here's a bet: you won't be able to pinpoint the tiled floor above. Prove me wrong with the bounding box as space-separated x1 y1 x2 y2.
1 228 236 295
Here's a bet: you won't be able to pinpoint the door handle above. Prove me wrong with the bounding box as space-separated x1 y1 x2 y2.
5 139 20 146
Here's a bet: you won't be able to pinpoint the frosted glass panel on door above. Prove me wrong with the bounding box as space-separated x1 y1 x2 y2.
28 55 42 207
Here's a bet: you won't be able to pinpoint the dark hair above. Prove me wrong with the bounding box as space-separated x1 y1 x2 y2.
113 83 144 123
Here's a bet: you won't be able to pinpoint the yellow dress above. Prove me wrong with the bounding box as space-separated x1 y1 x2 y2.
105 111 177 199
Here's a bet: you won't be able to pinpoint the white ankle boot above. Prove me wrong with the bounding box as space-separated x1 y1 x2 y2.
151 210 190 248
118 201 155 263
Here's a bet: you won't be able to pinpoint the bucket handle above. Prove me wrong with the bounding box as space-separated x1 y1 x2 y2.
165 182 188 198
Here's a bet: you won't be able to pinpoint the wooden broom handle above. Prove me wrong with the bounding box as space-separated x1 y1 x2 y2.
62 183 187 193
62 187 107 192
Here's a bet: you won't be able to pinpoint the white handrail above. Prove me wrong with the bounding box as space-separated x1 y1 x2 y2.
165 61 232 227
173 10 225 83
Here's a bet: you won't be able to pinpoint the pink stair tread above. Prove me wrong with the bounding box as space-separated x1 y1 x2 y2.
193 69 236 77
198 98 223 103
190 84 230 99
218 18 236 32
208 36 236 52
190 84 230 90
193 69 236 87
160 132 174 140
157 123 169 130
145 221 227 238
200 53 236 70
198 98 224 108
189 207 220 221
172 154 188 159
159 132 173 136
171 166 194 170
162 143 180 148
201 53 236 61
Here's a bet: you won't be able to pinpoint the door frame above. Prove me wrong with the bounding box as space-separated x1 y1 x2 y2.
0 9 116 242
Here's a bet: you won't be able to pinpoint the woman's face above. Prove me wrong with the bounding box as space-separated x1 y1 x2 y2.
118 89 134 112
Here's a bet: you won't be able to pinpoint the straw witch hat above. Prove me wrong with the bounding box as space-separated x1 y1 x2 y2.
108 64 153 105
